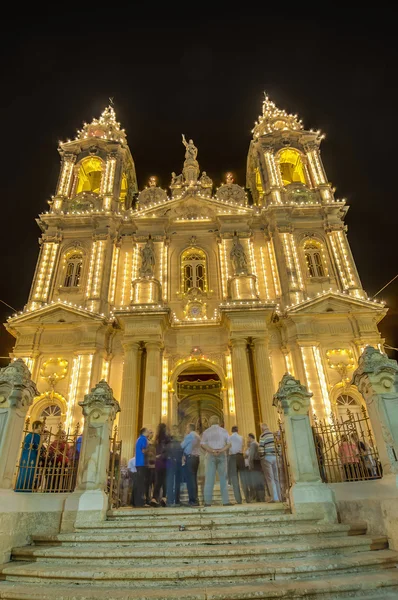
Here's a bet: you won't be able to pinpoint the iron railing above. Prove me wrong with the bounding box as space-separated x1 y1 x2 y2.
14 419 81 493
107 426 122 509
312 407 382 483
275 421 291 504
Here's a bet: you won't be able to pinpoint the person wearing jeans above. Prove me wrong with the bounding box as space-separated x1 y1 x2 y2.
259 422 281 502
228 425 245 504
181 423 201 505
200 415 231 506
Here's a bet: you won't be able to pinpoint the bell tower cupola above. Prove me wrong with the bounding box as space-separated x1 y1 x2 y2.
52 105 138 214
246 94 333 207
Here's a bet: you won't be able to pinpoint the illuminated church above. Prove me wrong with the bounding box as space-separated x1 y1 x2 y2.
5 97 386 461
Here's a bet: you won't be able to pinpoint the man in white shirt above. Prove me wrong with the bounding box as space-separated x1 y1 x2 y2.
181 423 201 506
228 425 245 504
200 415 231 506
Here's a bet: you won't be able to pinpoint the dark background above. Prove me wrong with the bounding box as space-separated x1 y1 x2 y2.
0 13 396 362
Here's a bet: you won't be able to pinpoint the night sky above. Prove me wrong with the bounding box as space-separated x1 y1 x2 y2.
0 13 396 361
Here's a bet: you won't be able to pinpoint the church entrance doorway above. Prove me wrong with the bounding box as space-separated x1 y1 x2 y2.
176 364 223 434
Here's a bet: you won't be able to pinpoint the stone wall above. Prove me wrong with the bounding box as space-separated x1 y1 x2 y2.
330 477 398 550
0 491 66 564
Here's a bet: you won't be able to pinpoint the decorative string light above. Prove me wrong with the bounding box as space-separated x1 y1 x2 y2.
267 240 281 297
163 243 168 301
108 245 120 305
101 357 110 382
225 353 236 414
218 241 227 299
260 247 270 300
283 352 295 376
162 357 169 418
312 346 331 417
121 249 132 305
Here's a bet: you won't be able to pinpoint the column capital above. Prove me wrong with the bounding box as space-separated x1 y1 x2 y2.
122 340 141 353
145 340 163 352
252 336 270 349
230 337 247 349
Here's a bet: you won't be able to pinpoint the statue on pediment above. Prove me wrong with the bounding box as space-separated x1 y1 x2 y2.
139 237 155 277
199 171 213 188
171 172 184 188
182 134 198 161
230 232 248 275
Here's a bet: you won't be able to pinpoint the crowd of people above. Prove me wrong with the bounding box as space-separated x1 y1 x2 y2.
123 416 284 508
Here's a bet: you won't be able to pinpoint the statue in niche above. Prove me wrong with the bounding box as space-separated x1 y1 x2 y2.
139 236 155 277
230 232 248 275
182 134 198 161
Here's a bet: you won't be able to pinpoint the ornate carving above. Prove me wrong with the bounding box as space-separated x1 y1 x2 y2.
137 183 168 209
79 379 120 416
273 373 312 416
216 182 247 206
182 134 199 183
0 359 38 409
352 346 398 386
286 183 315 204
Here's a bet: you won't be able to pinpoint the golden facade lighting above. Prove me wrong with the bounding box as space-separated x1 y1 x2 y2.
103 196 112 210
306 151 322 186
33 243 59 302
284 352 295 376
260 247 270 300
162 357 169 418
222 239 230 284
163 243 168 301
218 241 227 299
101 358 110 382
86 243 97 298
121 249 132 305
312 346 331 417
100 156 116 196
57 158 74 196
328 232 349 289
290 235 304 290
264 151 282 192
91 241 106 298
108 245 120 304
20 357 35 373
267 240 280 297
248 238 259 295
281 233 297 288
336 230 356 287
66 355 81 429
225 353 236 414
300 347 314 395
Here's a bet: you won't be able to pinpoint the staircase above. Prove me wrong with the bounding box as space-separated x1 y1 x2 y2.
1 503 398 599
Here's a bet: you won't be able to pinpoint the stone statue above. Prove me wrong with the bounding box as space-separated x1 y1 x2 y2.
199 171 212 187
139 237 155 277
182 134 198 161
230 233 248 275
171 172 183 187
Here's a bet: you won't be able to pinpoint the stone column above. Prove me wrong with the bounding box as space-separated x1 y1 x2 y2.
62 380 120 531
273 373 337 522
142 341 162 432
252 337 278 430
352 347 398 483
230 338 256 436
118 341 140 462
0 360 38 489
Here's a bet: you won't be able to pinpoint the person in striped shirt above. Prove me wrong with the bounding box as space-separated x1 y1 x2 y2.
258 423 281 502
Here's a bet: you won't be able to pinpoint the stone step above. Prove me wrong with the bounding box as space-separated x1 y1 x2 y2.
22 535 388 563
1 569 398 599
32 523 365 546
2 550 398 587
107 502 286 519
75 513 327 531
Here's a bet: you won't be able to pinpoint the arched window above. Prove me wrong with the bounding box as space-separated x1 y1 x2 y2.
64 252 83 287
279 149 307 186
181 248 207 293
75 157 103 194
40 404 62 431
303 239 328 278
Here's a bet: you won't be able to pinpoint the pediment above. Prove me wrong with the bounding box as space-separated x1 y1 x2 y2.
134 193 253 221
7 303 106 327
287 293 385 316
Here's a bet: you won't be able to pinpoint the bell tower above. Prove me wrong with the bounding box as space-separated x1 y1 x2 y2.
27 105 138 314
246 94 365 307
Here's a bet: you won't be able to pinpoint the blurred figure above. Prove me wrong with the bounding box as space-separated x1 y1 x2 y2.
351 432 377 479
167 425 183 507
181 423 201 506
145 429 156 505
228 425 245 504
313 429 327 482
247 433 265 502
134 427 149 507
338 434 359 481
119 457 130 506
259 423 280 502
201 415 231 506
47 429 70 492
128 455 137 506
15 421 44 492
151 423 170 507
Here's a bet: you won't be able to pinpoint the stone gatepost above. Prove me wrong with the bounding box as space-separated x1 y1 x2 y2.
273 373 337 522
0 359 38 490
61 380 120 531
352 347 398 485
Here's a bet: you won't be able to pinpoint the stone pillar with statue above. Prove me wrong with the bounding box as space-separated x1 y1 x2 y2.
352 346 398 485
0 359 38 490
273 373 337 522
131 236 162 304
61 380 120 531
229 232 258 300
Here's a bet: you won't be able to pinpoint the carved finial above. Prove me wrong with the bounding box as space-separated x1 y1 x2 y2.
149 176 157 188
226 172 234 184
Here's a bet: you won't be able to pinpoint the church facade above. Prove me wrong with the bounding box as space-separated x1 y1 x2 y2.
5 97 387 461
